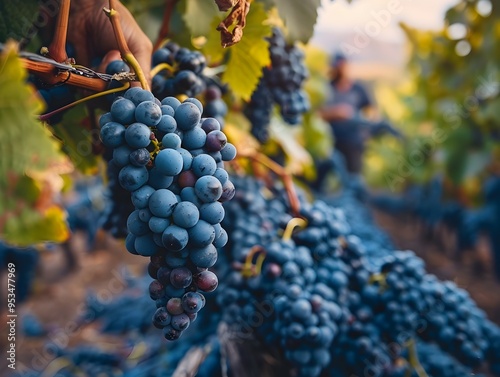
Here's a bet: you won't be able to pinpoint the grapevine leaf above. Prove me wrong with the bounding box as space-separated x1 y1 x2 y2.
51 105 100 174
183 0 220 37
268 114 314 176
4 205 70 246
222 2 271 100
274 0 321 43
0 42 72 245
201 17 226 64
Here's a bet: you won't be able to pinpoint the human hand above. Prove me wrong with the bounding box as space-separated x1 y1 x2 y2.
67 0 152 83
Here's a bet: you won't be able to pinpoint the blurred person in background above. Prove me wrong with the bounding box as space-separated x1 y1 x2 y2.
320 52 377 174
314 52 399 193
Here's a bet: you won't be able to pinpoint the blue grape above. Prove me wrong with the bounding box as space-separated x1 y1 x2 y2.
182 127 206 150
176 148 193 171
188 220 215 247
183 98 203 113
213 224 228 248
201 118 221 133
135 101 162 126
174 102 201 131
189 244 217 268
169 267 192 289
171 313 190 331
148 167 174 190
220 180 236 202
153 307 171 328
148 189 178 217
181 291 205 314
180 187 203 208
138 208 153 222
172 201 200 229
162 225 189 251
110 97 136 124
149 216 170 234
220 142 237 161
156 115 177 134
125 233 137 254
149 280 165 300
195 176 223 203
213 168 229 185
129 88 155 105
192 154 217 177
112 145 133 167
162 133 182 149
118 165 148 191
127 210 149 236
199 202 225 224
161 96 181 110
155 149 184 176
125 123 152 148
123 87 142 100
100 122 126 148
99 112 113 126
161 105 175 117
135 233 159 256
205 130 227 152
131 185 155 209
106 60 130 74
163 325 182 341
129 148 150 166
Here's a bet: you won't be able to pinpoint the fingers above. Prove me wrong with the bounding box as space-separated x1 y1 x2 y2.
127 34 153 86
98 50 122 73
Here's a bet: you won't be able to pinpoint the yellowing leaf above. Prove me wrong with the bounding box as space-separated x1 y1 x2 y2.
224 110 260 155
222 2 272 100
268 115 313 176
4 205 69 246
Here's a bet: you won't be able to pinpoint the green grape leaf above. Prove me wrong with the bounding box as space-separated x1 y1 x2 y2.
0 42 72 245
274 0 321 43
51 105 100 175
222 2 271 100
183 0 221 37
201 16 226 64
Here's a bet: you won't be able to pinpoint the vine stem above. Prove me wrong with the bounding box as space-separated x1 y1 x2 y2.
154 0 179 51
47 0 70 62
241 246 266 278
39 82 130 121
104 0 150 91
282 218 308 241
150 62 176 78
238 151 302 217
407 338 429 377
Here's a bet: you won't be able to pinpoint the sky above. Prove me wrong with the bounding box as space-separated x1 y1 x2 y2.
311 0 460 49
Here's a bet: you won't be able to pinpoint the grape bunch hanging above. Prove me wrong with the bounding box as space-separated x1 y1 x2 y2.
99 87 236 340
245 27 310 143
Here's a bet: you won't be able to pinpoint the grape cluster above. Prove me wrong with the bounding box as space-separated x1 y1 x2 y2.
151 42 207 99
245 27 310 143
13 173 500 377
214 175 500 377
99 87 236 340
